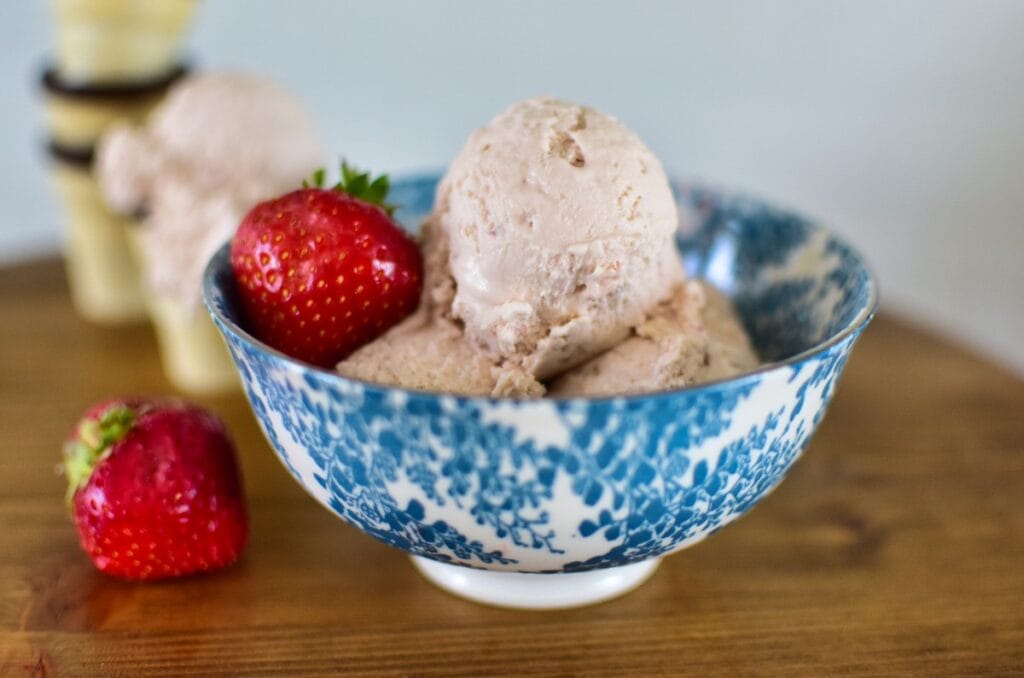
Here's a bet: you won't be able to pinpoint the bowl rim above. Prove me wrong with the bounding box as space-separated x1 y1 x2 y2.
203 176 879 405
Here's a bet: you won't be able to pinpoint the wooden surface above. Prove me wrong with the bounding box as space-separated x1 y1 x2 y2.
2 258 1023 677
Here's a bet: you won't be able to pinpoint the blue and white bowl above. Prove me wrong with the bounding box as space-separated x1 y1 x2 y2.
203 174 877 609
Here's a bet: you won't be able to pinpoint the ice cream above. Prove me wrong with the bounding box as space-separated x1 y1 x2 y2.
338 228 756 398
337 97 758 398
96 72 323 393
98 71 324 313
435 97 684 379
336 221 544 397
548 281 759 397
40 0 195 327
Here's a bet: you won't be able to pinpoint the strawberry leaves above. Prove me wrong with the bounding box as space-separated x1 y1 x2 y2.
303 161 398 216
63 404 136 505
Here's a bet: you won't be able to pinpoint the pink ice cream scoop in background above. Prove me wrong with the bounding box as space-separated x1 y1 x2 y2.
96 72 325 312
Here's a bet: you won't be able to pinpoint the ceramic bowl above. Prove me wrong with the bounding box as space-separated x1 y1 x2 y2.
203 174 877 609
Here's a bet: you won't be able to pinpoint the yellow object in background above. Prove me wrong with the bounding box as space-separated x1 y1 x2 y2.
50 0 198 84
48 151 146 324
145 293 239 396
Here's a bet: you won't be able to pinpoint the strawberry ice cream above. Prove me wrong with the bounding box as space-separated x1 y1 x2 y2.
548 281 758 396
337 97 759 397
337 219 544 397
436 97 683 379
97 71 323 311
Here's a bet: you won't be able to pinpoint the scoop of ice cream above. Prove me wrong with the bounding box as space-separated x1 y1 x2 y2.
433 97 683 380
335 312 545 398
548 281 759 397
336 219 545 398
98 72 323 213
96 72 323 310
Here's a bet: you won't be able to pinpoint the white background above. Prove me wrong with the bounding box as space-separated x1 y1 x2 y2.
3 1 1022 372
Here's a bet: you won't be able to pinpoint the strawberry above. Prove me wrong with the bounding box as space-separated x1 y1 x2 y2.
230 163 423 367
62 398 248 580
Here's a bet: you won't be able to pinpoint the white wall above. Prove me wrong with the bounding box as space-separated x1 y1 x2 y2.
3 1 1023 372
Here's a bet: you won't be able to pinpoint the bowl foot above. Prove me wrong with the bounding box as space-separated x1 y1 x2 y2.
410 557 660 610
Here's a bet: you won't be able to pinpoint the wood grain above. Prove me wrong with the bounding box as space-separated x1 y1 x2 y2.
2 258 1022 676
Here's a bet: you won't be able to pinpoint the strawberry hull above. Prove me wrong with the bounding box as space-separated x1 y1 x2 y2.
66 401 249 581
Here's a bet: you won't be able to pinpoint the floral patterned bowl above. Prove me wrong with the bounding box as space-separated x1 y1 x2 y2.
203 174 877 609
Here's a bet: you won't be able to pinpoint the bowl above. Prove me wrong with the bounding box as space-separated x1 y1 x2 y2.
203 174 877 609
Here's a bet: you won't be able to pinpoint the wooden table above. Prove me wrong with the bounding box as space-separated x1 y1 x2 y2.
2 259 1022 676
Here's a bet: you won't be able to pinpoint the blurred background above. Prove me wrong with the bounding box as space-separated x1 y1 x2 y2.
3 0 1022 372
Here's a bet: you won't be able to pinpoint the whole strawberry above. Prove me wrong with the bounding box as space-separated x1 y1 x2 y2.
231 163 423 367
63 398 248 580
